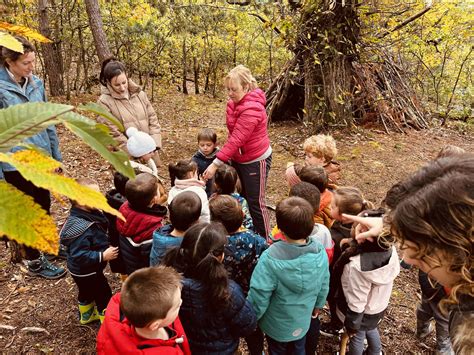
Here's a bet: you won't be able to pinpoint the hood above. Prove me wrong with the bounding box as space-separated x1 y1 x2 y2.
117 202 166 243
60 207 108 245
153 224 174 238
106 189 127 210
195 147 219 160
99 78 141 98
239 88 266 108
351 246 400 285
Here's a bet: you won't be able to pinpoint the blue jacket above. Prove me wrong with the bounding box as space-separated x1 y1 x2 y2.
224 229 267 294
247 238 329 342
60 207 110 276
192 148 218 197
0 66 62 175
149 224 183 266
179 278 256 354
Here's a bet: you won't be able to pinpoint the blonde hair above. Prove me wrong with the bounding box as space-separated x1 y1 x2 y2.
303 134 338 162
224 65 258 91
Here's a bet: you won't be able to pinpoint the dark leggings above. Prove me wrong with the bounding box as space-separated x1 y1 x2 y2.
233 154 272 238
4 170 50 260
71 271 112 312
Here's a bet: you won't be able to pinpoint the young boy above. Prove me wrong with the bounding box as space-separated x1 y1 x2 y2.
149 191 202 266
286 134 341 187
248 197 330 353
192 128 219 197
209 195 267 294
97 266 191 355
60 178 118 324
117 173 167 275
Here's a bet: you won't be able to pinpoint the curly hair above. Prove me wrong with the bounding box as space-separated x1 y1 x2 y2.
384 154 473 310
303 134 338 163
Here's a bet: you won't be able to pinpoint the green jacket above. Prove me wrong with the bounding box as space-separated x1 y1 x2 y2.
247 238 329 342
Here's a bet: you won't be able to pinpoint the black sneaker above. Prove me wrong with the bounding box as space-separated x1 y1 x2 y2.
28 256 67 279
320 321 343 337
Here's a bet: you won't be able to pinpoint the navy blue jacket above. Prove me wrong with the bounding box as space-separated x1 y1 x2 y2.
192 148 218 197
60 207 109 276
105 189 127 274
179 278 256 354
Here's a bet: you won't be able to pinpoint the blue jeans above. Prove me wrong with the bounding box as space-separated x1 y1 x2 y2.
266 334 306 355
348 328 381 355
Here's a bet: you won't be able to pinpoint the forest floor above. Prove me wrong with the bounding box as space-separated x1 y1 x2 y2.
0 89 472 354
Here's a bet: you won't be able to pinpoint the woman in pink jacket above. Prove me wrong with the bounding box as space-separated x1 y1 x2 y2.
203 65 272 238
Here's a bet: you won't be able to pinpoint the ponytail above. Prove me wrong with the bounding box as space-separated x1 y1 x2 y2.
99 57 127 86
168 160 198 187
214 164 239 194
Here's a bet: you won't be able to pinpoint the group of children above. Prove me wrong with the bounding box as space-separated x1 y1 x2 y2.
58 128 464 355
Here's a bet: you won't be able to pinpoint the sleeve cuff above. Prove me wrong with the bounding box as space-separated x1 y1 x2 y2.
213 158 224 167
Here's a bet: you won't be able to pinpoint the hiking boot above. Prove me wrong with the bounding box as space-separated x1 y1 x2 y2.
320 321 343 337
28 256 66 279
45 244 68 261
78 302 99 325
416 322 434 339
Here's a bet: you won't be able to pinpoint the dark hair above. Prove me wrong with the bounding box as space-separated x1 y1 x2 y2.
169 191 202 231
0 36 35 68
333 187 374 215
168 160 198 187
162 222 230 311
298 165 328 192
113 171 129 196
214 164 240 194
124 173 158 210
289 182 321 214
384 154 474 311
276 197 314 240
209 195 243 233
120 266 182 328
198 128 217 143
99 58 127 86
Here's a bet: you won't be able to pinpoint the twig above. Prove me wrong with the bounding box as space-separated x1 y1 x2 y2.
378 5 432 38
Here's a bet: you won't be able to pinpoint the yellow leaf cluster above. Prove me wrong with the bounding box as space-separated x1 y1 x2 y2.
0 21 52 43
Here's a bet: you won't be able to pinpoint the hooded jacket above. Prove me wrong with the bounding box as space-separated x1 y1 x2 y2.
60 207 109 276
192 148 219 197
168 178 210 223
216 88 270 164
97 293 191 355
248 238 330 342
97 79 161 149
0 66 61 174
149 225 183 267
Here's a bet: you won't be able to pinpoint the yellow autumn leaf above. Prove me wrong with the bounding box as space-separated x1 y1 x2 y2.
0 150 124 220
0 32 23 53
0 181 58 255
0 22 52 43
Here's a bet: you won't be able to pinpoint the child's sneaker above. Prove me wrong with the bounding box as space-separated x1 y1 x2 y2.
320 321 343 337
28 256 66 279
98 309 106 324
78 302 99 324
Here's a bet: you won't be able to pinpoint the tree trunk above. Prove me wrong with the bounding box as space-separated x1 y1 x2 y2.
193 54 200 94
182 37 188 95
37 0 65 96
84 0 112 63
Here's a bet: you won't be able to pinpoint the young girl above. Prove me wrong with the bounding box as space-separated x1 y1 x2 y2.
347 153 473 354
321 187 374 337
213 164 254 232
162 222 257 354
168 159 210 222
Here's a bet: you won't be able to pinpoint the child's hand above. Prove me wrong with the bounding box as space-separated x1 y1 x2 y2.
311 308 320 318
340 238 352 248
103 246 119 261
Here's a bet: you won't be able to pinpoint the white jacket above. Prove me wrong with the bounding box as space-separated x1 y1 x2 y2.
167 179 210 223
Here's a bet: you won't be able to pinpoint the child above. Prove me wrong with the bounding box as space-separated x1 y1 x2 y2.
321 186 373 337
60 178 118 324
117 173 167 275
332 209 399 355
97 266 191 355
149 191 202 266
269 182 334 263
299 165 335 228
192 128 219 197
213 164 254 232
286 134 341 187
209 195 267 294
162 222 257 354
248 197 330 354
168 159 210 222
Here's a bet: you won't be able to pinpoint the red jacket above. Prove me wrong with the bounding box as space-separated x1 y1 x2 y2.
217 88 270 164
97 293 191 355
117 202 166 243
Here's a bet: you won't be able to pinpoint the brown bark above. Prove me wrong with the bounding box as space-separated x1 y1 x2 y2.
84 0 112 63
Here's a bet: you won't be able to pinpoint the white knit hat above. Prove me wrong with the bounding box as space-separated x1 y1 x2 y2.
126 127 156 158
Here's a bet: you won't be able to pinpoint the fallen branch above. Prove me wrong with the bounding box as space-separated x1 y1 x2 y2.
20 326 50 335
0 324 16 331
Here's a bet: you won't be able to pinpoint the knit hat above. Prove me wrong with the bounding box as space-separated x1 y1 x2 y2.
126 127 156 158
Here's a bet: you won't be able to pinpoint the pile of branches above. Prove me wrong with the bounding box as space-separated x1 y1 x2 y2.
351 53 429 132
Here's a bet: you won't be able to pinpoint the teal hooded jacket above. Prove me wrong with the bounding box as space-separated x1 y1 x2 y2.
247 237 329 342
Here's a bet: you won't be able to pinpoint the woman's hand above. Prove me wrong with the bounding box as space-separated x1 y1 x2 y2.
202 163 218 181
341 214 384 243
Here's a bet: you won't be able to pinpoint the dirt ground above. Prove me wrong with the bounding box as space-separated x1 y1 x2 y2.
0 90 472 353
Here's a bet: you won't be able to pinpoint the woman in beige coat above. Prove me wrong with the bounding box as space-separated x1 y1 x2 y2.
97 58 161 165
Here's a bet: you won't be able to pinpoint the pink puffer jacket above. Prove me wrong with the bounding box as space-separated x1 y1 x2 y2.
216 88 270 164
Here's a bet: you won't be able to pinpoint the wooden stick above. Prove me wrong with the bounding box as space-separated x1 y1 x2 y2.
340 332 350 355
